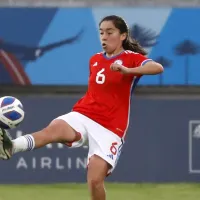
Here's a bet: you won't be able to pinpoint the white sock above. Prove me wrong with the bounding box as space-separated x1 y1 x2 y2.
12 134 35 154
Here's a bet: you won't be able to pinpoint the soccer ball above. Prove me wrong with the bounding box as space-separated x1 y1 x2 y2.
0 96 25 129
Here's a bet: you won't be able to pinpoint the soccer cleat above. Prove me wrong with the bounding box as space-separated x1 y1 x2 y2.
0 128 13 160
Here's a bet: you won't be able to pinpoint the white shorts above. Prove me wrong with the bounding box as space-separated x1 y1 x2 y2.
56 111 124 174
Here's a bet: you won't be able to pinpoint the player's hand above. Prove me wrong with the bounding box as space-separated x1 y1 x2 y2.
110 63 130 74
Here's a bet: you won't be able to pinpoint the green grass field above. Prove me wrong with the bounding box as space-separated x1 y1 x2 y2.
0 183 200 200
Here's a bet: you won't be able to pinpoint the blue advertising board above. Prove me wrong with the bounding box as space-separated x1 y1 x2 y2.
0 96 200 183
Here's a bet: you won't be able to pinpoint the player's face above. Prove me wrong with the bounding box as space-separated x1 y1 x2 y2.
99 21 126 54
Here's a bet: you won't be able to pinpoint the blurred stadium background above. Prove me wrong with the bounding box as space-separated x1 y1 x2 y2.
1 0 200 199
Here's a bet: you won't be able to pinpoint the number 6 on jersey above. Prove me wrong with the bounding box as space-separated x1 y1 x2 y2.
96 68 105 84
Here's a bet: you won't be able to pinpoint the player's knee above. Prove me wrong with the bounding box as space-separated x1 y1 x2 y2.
41 119 61 134
87 176 104 190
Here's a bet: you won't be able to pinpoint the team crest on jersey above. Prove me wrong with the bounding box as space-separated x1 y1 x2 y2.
114 60 123 65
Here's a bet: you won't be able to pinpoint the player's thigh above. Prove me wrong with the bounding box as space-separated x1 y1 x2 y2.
86 120 124 175
87 155 110 185
55 112 88 147
31 117 79 146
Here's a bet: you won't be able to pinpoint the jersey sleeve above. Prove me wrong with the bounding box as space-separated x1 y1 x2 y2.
130 53 153 68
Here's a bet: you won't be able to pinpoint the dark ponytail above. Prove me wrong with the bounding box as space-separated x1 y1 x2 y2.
123 35 147 55
100 15 147 55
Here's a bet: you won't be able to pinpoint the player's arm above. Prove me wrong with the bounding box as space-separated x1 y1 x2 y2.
110 53 163 75
125 61 163 75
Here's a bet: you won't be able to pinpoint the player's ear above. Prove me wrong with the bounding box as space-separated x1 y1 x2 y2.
120 33 127 42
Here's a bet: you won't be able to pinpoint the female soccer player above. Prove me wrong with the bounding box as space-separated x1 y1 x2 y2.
0 15 163 200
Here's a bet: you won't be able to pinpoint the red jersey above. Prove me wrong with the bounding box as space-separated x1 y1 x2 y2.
73 50 152 138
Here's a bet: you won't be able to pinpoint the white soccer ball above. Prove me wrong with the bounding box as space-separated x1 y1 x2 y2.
0 96 25 129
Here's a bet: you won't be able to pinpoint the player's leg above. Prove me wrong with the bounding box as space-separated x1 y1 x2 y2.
0 112 87 159
83 115 124 200
0 119 77 159
87 155 110 200
26 119 78 148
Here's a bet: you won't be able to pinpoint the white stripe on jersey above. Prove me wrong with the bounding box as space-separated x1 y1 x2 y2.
124 50 139 54
141 59 153 66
